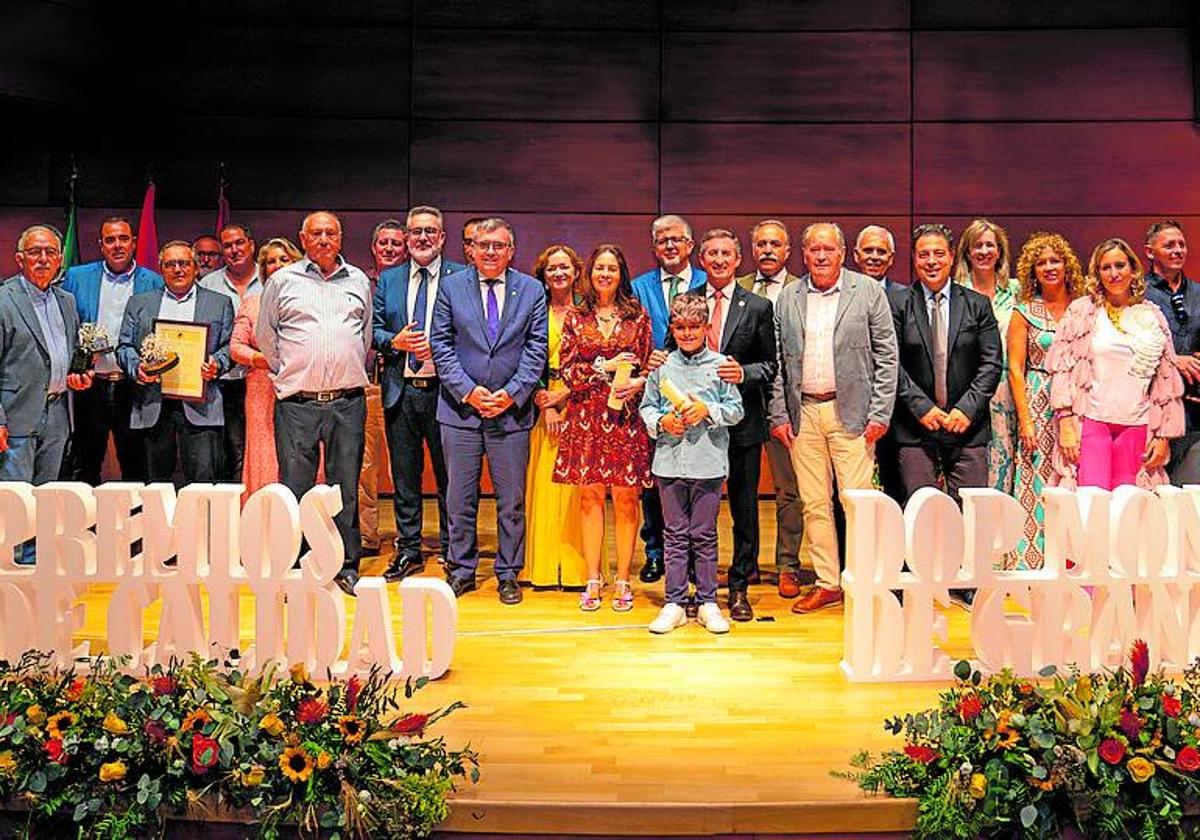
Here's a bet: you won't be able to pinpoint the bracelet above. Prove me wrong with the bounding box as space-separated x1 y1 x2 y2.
1053 410 1073 420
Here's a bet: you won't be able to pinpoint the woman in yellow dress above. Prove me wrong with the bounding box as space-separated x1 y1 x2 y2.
520 244 586 588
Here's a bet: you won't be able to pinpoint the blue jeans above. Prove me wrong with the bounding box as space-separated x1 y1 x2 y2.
0 398 69 564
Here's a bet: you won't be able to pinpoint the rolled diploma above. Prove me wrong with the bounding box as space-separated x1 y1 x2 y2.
659 376 693 412
607 361 634 410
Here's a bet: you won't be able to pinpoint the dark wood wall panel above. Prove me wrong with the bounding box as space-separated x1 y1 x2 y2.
662 124 910 215
662 0 910 31
914 30 1192 121
664 33 910 121
912 0 1187 28
413 0 657 29
414 31 659 121
410 122 658 214
914 123 1200 216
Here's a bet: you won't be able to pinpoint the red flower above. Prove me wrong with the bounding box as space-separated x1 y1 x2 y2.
1130 639 1149 688
1176 746 1200 772
392 713 430 736
957 693 983 721
1 711 15 727
1098 738 1127 765
296 697 328 725
150 675 177 696
903 744 939 764
191 734 220 775
1163 693 1182 718
63 677 86 702
346 676 363 714
43 739 67 765
1119 708 1142 739
144 719 167 744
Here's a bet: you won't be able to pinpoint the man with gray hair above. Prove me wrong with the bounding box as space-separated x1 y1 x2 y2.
768 221 898 613
853 225 898 290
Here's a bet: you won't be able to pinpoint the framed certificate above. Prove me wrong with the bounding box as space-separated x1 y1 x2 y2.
153 319 210 402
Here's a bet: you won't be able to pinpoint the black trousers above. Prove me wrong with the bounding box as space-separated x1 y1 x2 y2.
640 486 665 561
896 442 988 506
384 382 449 562
726 439 762 591
274 393 366 571
71 378 145 484
219 379 247 482
143 399 221 486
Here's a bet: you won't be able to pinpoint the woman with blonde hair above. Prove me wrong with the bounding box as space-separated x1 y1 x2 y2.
1047 238 1184 490
953 218 1021 494
1006 232 1083 569
230 237 302 499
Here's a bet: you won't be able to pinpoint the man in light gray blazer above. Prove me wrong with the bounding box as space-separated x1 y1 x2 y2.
2 225 94 562
116 241 233 485
767 222 898 614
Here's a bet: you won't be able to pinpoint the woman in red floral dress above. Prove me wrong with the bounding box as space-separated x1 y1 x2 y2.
554 244 653 612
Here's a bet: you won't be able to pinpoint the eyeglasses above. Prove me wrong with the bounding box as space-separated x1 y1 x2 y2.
22 247 61 258
194 250 221 258
655 236 690 248
1171 291 1189 325
407 227 442 238
476 242 512 253
161 259 195 270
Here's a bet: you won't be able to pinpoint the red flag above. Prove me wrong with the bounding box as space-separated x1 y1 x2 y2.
134 181 159 270
215 178 229 236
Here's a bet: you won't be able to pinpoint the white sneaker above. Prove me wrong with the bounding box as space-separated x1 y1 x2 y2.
649 603 688 634
698 602 730 634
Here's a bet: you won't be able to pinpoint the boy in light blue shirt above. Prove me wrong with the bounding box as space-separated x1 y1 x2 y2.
640 293 744 634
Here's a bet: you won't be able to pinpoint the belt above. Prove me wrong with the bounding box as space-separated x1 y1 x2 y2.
802 390 837 403
284 387 364 403
46 391 66 404
405 377 439 390
94 371 125 382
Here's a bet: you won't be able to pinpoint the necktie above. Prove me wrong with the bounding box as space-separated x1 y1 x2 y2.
932 290 948 408
485 279 500 343
707 288 724 351
409 267 429 373
667 275 680 303
756 275 773 297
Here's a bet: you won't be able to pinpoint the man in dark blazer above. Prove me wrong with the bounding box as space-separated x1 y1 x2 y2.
430 217 548 604
692 229 777 621
373 205 465 581
2 225 93 563
63 216 163 484
116 241 233 485
889 223 1002 512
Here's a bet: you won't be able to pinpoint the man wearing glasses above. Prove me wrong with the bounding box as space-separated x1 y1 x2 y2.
1143 220 1200 482
630 215 707 585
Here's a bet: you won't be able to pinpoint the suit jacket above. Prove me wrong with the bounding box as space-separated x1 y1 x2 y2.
631 266 707 349
768 267 898 437
667 283 777 446
887 281 1002 448
116 287 234 430
373 258 466 409
62 260 164 323
0 276 80 436
430 266 548 433
735 270 800 296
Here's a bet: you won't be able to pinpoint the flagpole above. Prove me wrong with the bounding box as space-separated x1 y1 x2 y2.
62 155 80 271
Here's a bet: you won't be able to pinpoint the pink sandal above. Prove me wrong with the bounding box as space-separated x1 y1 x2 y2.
579 578 603 612
612 579 633 612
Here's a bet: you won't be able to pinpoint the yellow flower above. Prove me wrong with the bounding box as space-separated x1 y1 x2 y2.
180 708 211 733
47 711 76 740
317 751 332 770
102 711 130 736
240 765 265 787
0 750 15 774
99 761 127 782
1127 757 1155 783
289 663 310 685
280 746 314 783
25 705 45 725
259 713 285 738
338 715 365 744
969 773 987 799
1075 676 1093 703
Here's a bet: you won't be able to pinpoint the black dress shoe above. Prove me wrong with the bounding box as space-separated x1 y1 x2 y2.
335 569 360 597
447 576 477 598
497 579 523 605
384 556 425 582
684 596 699 619
728 590 753 622
639 556 664 583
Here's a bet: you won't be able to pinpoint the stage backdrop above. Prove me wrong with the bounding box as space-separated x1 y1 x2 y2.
2 0 1199 492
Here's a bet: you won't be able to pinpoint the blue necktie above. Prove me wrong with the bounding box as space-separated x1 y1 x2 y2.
409 267 429 373
485 279 500 343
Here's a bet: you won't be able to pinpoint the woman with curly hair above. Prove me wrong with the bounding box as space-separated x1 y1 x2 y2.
953 218 1021 495
1007 233 1084 569
1046 238 1184 490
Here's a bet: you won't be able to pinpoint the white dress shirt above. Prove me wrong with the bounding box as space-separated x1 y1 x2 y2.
659 264 694 305
479 272 506 320
801 275 842 394
158 284 198 322
752 268 788 306
705 281 735 347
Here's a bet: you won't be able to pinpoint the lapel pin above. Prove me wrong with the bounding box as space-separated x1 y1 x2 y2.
738 300 745 307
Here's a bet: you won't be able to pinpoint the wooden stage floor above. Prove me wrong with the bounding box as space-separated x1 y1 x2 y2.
72 500 971 837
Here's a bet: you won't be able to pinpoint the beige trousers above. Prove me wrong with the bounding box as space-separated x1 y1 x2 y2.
358 383 388 548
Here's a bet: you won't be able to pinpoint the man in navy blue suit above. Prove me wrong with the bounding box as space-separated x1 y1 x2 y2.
430 218 547 604
373 206 465 582
63 217 163 484
630 215 707 584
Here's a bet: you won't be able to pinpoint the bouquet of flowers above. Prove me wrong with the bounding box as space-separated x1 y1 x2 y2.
69 323 113 374
138 333 179 376
0 653 478 840
841 641 1200 838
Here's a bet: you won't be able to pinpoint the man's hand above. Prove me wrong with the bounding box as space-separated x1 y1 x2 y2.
409 332 432 361
863 420 888 445
716 357 743 384
919 406 947 431
66 372 93 391
1177 353 1200 384
770 423 795 449
942 408 971 435
485 389 514 416
646 349 669 371
390 321 420 352
201 356 219 381
681 396 710 426
660 412 686 436
137 364 161 385
465 385 493 414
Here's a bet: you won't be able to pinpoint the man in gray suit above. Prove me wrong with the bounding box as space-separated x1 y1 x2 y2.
2 225 94 562
117 240 233 485
768 222 898 614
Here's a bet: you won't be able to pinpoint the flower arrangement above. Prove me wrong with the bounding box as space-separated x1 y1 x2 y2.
138 333 179 376
841 641 1200 838
0 652 478 839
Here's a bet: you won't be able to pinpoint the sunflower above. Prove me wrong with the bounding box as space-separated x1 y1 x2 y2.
338 715 366 743
280 746 314 783
47 711 76 740
180 708 212 733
